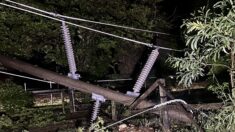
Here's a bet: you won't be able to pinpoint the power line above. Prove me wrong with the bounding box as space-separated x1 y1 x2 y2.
96 78 132 82
0 70 55 83
5 0 171 36
96 76 157 82
0 2 184 52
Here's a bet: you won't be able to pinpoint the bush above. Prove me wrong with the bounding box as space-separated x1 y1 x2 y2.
0 81 65 131
203 83 235 131
0 80 33 113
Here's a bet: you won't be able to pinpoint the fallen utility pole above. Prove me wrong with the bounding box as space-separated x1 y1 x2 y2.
0 55 198 127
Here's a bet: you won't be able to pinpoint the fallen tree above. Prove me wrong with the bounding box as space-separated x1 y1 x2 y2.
0 55 202 130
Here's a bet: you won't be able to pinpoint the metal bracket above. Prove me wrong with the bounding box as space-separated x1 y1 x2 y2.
92 93 106 102
68 73 80 80
126 91 140 97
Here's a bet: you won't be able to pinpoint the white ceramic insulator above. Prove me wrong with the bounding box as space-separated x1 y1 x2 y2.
133 48 159 93
91 100 101 123
61 21 77 76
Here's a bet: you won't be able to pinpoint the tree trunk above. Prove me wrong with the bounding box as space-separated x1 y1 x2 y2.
0 55 194 124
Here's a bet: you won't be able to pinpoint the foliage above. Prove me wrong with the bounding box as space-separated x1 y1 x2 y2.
89 117 108 132
77 127 85 132
167 0 235 87
75 117 109 132
0 114 13 130
24 108 64 127
199 83 235 131
0 81 33 112
0 107 65 131
167 0 235 131
0 81 65 131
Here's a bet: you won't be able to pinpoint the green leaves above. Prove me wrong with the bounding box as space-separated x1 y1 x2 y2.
168 0 234 87
0 81 65 130
0 114 13 130
0 107 65 130
186 21 205 34
0 81 33 113
167 1 235 131
90 117 108 132
204 83 235 131
167 52 205 87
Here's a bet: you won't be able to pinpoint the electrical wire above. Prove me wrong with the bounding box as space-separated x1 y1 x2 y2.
5 0 171 36
0 2 184 52
0 70 55 83
98 99 188 131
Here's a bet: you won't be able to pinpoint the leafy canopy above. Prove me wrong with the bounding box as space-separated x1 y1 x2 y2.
167 1 235 130
167 0 235 87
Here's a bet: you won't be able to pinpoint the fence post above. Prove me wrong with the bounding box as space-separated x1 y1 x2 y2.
24 82 27 91
111 101 117 121
61 90 65 113
50 82 53 105
159 79 170 132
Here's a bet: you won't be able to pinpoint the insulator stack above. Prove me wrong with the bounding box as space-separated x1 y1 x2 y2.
90 93 105 125
133 48 159 93
61 21 77 75
91 100 101 123
61 21 79 112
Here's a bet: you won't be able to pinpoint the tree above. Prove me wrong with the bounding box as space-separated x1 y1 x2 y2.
167 0 235 131
167 0 235 90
